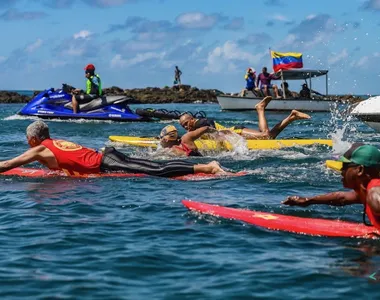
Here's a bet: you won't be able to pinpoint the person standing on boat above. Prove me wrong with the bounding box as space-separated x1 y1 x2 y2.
240 68 261 97
71 64 102 114
174 66 182 86
256 67 281 99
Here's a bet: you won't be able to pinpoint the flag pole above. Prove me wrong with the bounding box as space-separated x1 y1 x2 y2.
269 47 274 73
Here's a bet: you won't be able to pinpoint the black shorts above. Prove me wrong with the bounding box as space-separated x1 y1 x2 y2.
75 94 98 104
100 147 195 177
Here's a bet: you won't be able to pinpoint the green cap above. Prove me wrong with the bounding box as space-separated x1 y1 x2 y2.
339 143 380 167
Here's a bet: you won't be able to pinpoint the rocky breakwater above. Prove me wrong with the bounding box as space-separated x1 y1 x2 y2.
0 86 367 104
0 91 31 103
103 85 224 104
0 85 224 104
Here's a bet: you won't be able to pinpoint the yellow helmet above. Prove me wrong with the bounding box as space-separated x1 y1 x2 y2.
160 125 178 141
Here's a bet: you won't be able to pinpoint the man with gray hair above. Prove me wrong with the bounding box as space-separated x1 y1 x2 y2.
0 121 227 177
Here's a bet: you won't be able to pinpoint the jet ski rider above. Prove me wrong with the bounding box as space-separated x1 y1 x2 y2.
71 64 102 114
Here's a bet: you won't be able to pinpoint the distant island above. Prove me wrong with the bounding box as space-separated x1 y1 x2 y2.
0 84 363 104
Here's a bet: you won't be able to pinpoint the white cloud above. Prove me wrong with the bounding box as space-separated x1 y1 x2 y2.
356 56 369 68
110 52 166 68
93 0 129 6
176 12 218 29
304 31 331 48
278 34 297 47
306 14 316 20
110 54 124 67
63 45 85 56
40 60 68 70
124 41 162 52
0 56 6 63
328 49 348 65
273 14 290 22
25 38 43 52
190 46 203 59
363 0 380 10
203 41 265 73
73 30 92 40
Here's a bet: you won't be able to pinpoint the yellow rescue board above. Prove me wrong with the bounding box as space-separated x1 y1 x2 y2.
109 136 333 150
325 160 342 172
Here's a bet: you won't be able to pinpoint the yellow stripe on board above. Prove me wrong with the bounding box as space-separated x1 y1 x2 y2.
109 136 333 151
325 160 342 172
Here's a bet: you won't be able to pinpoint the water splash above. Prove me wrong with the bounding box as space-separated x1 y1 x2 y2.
327 102 359 154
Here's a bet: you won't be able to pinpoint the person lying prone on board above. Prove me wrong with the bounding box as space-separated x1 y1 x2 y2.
0 121 229 177
179 96 311 140
283 143 380 230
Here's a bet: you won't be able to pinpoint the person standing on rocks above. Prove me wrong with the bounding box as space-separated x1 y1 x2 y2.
174 66 182 86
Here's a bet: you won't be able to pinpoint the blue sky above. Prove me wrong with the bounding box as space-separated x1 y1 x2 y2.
0 0 380 94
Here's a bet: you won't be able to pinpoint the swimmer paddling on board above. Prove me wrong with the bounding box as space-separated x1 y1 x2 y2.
283 143 380 230
0 121 228 177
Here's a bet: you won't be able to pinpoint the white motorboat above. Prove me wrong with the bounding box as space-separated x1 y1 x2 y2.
217 69 343 112
351 95 380 131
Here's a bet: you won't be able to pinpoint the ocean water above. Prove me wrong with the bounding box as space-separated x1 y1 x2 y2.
0 100 380 299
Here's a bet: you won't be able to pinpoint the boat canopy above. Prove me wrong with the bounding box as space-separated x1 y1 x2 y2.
272 69 329 98
274 69 328 80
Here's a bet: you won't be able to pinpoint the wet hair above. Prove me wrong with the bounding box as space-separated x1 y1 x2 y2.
26 120 50 141
179 113 193 123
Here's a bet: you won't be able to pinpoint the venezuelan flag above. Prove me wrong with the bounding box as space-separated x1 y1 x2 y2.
271 51 303 72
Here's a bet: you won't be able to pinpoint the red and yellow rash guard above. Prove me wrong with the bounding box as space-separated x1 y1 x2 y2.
365 179 380 229
41 139 103 174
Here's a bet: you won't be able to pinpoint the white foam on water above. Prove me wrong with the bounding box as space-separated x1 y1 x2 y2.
220 120 259 125
220 131 250 156
252 162 337 184
4 114 38 121
3 114 118 124
327 102 360 155
4 115 190 126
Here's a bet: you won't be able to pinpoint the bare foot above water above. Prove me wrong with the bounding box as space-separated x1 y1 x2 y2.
255 96 273 110
290 110 311 120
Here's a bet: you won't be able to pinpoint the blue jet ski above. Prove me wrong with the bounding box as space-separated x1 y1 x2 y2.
18 84 149 122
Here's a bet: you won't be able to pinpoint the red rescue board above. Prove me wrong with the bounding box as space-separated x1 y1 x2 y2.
182 200 380 238
1 168 247 181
